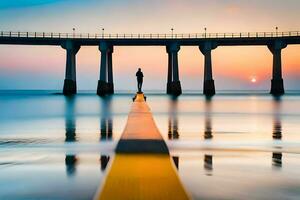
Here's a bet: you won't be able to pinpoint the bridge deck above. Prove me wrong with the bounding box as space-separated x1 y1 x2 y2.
94 93 189 200
0 35 300 46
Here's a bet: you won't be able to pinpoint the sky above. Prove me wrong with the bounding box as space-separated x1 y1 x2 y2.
0 0 299 91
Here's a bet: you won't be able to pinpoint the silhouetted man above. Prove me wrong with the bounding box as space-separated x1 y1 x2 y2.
136 68 144 93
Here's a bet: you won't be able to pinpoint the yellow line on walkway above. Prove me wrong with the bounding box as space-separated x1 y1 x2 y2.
96 154 189 200
94 93 189 200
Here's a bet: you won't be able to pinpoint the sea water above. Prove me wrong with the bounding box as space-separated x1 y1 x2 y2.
0 90 300 200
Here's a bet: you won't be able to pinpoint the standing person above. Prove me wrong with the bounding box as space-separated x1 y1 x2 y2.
136 68 144 93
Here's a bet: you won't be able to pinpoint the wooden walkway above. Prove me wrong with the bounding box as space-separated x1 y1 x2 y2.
94 93 189 200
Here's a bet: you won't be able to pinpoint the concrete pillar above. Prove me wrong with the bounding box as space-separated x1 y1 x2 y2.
172 51 179 81
268 40 287 95
97 42 114 96
167 52 173 93
166 43 182 96
107 46 114 94
61 40 80 95
199 42 217 96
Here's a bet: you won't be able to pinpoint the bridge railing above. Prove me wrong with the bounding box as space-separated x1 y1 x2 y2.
0 31 299 39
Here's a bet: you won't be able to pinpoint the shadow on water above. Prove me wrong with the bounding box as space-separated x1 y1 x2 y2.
64 95 78 177
272 97 283 169
99 96 113 172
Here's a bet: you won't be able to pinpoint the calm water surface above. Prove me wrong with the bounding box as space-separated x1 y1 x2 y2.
0 90 300 200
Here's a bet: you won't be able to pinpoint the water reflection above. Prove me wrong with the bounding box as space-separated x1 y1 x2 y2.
273 99 282 140
64 96 79 177
65 155 78 177
204 98 213 140
272 98 283 168
65 96 77 142
204 154 213 176
272 152 282 168
100 97 113 141
203 98 214 175
168 98 180 170
168 98 179 140
99 96 113 171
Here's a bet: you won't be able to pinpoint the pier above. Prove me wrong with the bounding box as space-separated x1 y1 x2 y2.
94 93 189 200
1 30 300 95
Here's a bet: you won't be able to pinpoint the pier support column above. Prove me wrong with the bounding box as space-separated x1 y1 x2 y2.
166 43 182 96
167 52 173 94
199 42 217 96
107 46 114 94
97 42 114 96
62 40 80 95
268 40 287 95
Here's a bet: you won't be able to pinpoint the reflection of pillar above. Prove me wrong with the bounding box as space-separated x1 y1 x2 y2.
168 98 179 140
204 119 212 139
61 40 80 95
65 155 78 176
100 155 110 171
168 117 179 140
100 96 113 141
199 42 217 96
272 152 282 168
64 96 78 177
65 96 76 142
100 118 113 140
99 97 113 171
273 119 282 139
166 43 182 96
172 156 179 170
204 155 213 174
273 97 282 140
97 42 114 96
204 98 213 139
272 99 282 168
65 122 76 141
268 40 287 95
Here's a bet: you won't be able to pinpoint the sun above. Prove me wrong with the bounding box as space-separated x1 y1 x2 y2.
251 77 257 83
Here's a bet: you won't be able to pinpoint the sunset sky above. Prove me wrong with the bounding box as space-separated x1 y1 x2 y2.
0 0 299 91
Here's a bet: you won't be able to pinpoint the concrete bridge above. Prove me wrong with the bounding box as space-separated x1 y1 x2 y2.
1 30 300 96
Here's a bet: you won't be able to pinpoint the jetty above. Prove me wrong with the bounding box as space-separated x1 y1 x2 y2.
94 93 189 200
